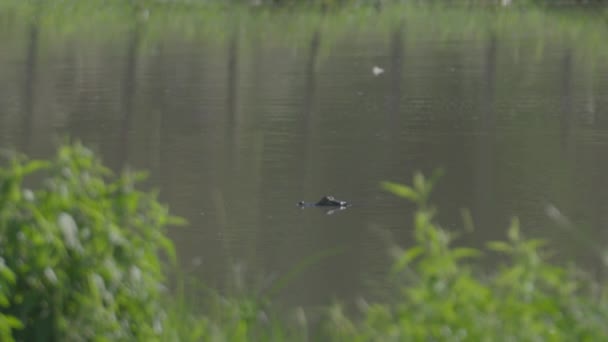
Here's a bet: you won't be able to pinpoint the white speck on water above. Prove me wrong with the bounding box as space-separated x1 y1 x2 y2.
191 257 203 267
372 66 384 76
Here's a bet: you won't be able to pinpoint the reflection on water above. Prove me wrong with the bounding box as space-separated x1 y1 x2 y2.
2 12 608 306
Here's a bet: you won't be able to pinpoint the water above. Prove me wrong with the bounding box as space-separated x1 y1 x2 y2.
2 9 608 306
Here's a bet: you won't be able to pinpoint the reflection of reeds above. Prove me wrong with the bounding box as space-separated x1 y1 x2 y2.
545 203 608 268
267 246 347 298
21 22 39 152
4 2 608 64
118 24 141 168
212 188 234 285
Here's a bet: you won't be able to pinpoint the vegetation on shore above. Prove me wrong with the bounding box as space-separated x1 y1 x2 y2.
2 0 607 59
326 174 608 340
0 144 606 340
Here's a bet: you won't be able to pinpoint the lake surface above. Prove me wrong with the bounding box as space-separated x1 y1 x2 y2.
2 6 608 307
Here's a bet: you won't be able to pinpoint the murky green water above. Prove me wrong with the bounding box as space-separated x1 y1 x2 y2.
2 4 608 306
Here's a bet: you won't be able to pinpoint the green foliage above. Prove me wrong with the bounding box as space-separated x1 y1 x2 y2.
0 143 180 341
3 0 608 64
1 144 607 341
161 275 309 342
326 173 608 341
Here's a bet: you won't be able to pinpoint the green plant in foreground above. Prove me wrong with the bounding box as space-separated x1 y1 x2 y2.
326 172 608 341
0 143 180 341
1 144 607 341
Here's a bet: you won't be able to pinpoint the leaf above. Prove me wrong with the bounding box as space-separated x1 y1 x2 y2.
21 160 50 175
507 218 521 242
392 246 424 273
159 237 177 265
495 266 524 285
0 294 9 308
7 316 23 329
429 168 445 186
381 181 419 202
460 208 475 233
524 239 547 250
451 247 481 260
168 215 187 226
0 259 16 285
132 171 149 182
487 241 512 253
413 172 426 193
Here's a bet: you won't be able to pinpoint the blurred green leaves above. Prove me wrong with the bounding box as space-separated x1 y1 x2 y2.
0 144 607 340
0 142 180 341
325 171 608 341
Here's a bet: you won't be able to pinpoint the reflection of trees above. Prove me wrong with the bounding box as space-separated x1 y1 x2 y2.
221 29 242 290
559 48 573 152
244 28 327 306
596 65 608 128
118 25 141 169
145 42 165 187
303 30 320 119
473 34 497 238
388 22 404 133
596 64 608 278
226 30 240 172
301 29 321 191
150 42 168 188
21 22 39 153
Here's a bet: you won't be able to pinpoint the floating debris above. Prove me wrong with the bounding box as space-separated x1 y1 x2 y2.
372 66 384 76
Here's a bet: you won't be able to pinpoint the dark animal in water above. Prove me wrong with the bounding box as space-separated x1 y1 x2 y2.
298 196 349 207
